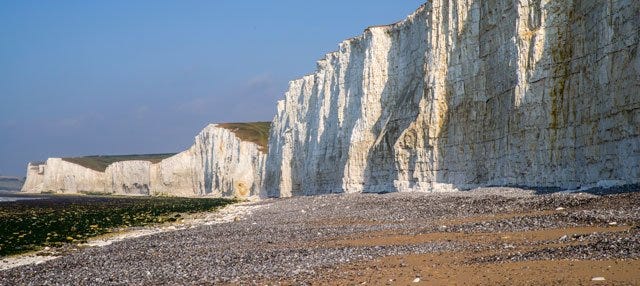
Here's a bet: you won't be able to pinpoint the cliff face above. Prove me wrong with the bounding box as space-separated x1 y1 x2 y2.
22 159 107 194
265 0 640 197
150 124 268 197
21 124 268 198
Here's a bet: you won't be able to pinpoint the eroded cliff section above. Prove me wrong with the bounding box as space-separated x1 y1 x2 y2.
265 0 640 197
21 124 268 198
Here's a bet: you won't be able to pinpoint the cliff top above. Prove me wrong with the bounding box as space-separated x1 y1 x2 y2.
216 122 271 152
62 153 177 172
48 122 271 172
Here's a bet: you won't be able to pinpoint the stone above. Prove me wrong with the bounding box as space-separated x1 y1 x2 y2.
19 1 640 199
264 0 640 197
591 277 606 281
21 124 267 198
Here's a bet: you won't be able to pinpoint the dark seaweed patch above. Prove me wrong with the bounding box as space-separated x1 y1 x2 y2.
0 195 235 256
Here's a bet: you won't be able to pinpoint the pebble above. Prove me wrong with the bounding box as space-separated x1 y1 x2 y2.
555 207 566 211
1 189 638 285
591 277 606 281
413 277 421 283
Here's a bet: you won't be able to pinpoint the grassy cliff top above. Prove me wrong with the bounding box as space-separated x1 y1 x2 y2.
57 122 271 172
62 153 177 172
216 122 271 152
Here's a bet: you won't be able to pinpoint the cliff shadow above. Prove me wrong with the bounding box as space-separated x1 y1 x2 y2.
361 0 526 193
361 12 428 193
310 39 367 195
432 0 520 189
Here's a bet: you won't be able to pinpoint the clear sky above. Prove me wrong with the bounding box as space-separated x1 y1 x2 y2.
0 0 426 176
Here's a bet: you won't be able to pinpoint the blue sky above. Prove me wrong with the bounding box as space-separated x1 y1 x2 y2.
0 0 425 176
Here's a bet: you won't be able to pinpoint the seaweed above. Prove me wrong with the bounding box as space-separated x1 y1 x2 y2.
0 195 235 256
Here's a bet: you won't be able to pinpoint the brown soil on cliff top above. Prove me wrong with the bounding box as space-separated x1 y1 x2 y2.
217 122 271 152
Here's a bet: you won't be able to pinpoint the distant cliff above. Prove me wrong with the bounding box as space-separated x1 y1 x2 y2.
0 176 24 191
22 123 269 198
264 0 640 197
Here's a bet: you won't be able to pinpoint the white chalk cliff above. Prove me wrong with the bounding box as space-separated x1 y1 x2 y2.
264 0 640 197
22 1 640 199
21 124 267 198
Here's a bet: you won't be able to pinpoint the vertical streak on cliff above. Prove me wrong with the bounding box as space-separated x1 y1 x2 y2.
423 0 455 190
362 26 399 193
549 1 575 164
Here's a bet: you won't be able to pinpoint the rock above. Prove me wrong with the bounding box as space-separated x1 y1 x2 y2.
413 277 421 283
263 0 640 197
21 124 268 198
591 277 606 281
608 222 618 226
556 207 566 211
18 1 640 199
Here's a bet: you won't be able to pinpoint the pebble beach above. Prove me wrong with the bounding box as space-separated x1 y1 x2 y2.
1 187 639 285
